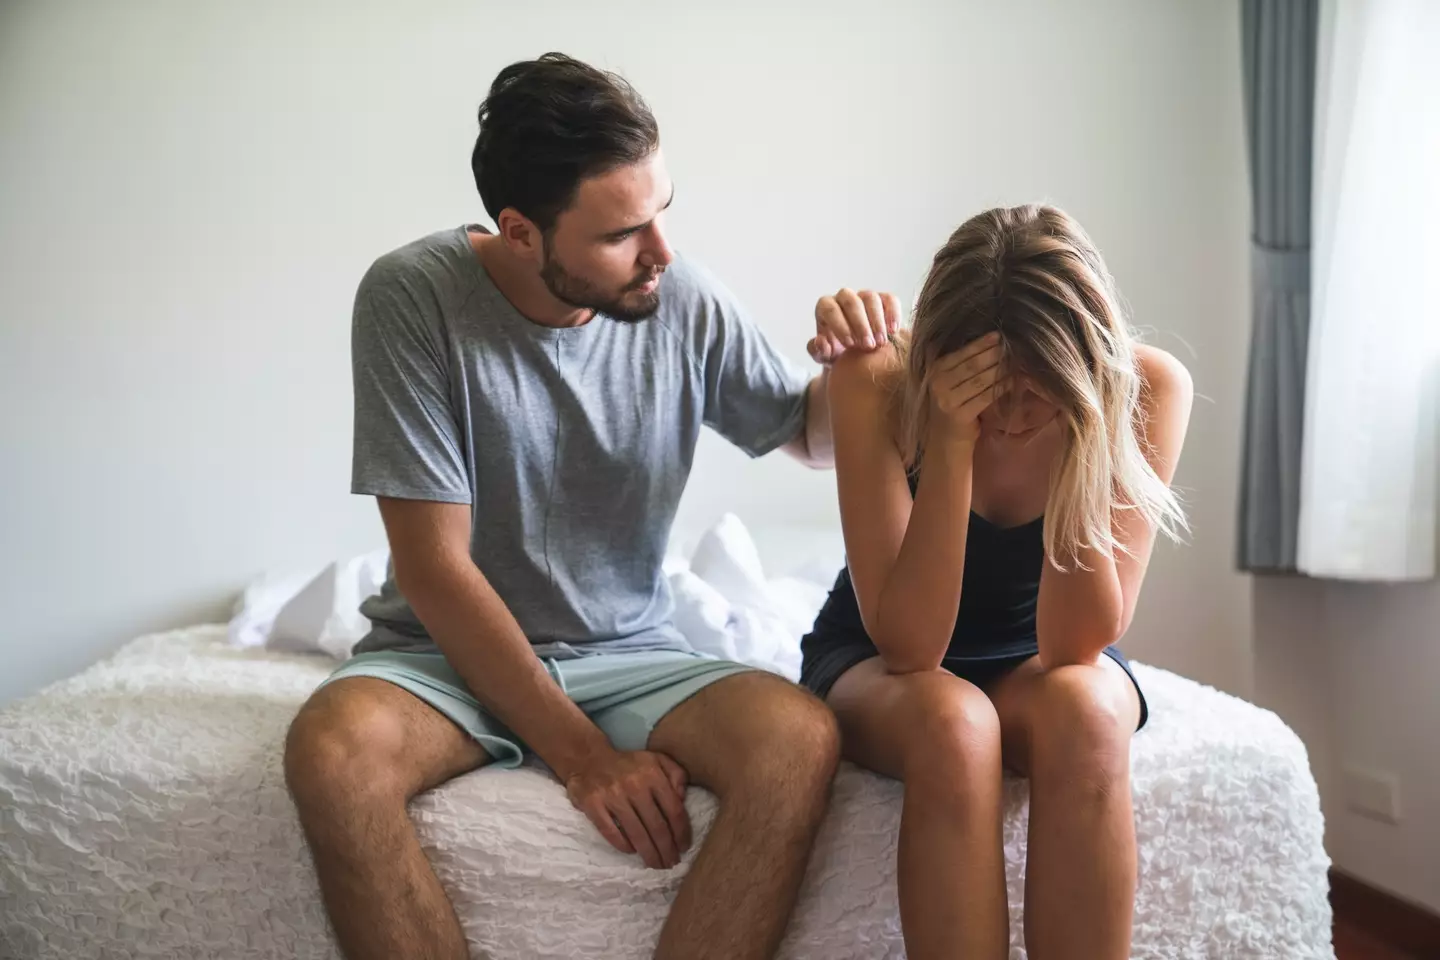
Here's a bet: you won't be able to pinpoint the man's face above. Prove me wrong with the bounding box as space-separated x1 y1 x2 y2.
539 149 676 322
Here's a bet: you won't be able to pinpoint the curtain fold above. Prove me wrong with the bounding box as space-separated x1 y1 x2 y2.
1237 0 1319 573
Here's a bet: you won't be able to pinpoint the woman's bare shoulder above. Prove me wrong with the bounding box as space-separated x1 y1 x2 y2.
1132 343 1194 479
1133 343 1194 413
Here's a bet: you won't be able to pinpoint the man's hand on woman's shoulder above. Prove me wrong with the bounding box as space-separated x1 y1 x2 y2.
809 288 901 365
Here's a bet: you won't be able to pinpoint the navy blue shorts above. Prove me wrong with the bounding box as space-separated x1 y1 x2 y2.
800 636 1149 731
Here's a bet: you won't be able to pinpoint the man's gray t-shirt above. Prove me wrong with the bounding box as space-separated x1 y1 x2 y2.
351 226 810 658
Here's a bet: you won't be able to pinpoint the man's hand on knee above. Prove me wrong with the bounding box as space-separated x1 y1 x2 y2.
564 747 692 870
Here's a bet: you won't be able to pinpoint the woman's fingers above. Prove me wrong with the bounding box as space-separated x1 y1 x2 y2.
936 362 1000 411
958 375 1011 420
935 332 1001 372
939 378 1008 425
935 347 1003 386
935 352 1002 397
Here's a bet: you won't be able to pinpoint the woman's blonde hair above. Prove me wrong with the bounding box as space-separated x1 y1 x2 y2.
897 204 1186 568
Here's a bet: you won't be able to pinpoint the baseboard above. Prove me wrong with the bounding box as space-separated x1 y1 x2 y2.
1330 868 1440 957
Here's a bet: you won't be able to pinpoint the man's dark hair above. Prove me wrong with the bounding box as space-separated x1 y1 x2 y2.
472 53 660 232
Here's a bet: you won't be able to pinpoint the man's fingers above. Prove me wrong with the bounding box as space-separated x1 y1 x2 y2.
632 792 680 868
881 292 902 335
818 290 900 353
654 755 692 852
858 290 887 346
814 298 852 347
584 802 634 855
833 289 875 348
657 753 688 795
808 335 847 364
612 799 665 870
654 782 692 854
817 294 863 348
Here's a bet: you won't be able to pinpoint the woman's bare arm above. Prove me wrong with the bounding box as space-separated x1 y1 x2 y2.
830 343 998 673
1035 346 1194 667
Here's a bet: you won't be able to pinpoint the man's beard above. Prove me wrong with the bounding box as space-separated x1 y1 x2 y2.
539 240 662 324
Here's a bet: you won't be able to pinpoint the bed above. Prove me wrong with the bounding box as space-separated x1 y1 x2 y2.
1 621 1334 959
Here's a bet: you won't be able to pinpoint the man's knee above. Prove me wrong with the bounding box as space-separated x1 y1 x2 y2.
722 681 841 807
284 680 412 813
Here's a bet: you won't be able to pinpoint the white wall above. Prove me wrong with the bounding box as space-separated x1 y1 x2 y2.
1255 577 1440 913
0 0 1252 705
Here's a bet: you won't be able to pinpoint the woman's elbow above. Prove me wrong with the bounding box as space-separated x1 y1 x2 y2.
864 609 950 674
1038 625 1121 670
872 632 948 675
879 654 946 676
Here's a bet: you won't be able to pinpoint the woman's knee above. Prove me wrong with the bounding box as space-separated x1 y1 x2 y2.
893 671 1001 785
284 680 412 811
1025 664 1133 786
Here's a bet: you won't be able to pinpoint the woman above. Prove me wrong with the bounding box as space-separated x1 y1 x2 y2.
803 204 1192 959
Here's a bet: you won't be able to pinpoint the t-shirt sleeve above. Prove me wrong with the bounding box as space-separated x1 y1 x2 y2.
350 267 472 503
694 268 812 458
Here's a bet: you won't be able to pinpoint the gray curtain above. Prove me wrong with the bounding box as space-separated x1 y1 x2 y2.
1237 0 1319 573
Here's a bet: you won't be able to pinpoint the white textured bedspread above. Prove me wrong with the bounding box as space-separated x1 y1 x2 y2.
0 626 1332 959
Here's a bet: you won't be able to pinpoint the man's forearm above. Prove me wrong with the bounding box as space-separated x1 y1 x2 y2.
784 371 834 467
399 557 610 780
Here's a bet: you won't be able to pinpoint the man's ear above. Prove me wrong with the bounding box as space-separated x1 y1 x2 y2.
496 207 543 263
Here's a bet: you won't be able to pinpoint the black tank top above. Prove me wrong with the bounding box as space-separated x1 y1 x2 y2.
809 475 1044 660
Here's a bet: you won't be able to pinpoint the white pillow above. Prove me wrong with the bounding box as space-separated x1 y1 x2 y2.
688 514 773 612
267 549 389 660
227 567 321 649
668 569 741 662
678 514 831 680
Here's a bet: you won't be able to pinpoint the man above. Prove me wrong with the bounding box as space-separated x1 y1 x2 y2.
283 53 894 960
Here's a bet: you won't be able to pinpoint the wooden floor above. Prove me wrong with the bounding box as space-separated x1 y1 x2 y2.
1334 918 1422 960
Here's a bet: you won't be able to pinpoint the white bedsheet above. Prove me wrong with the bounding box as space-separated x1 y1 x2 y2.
0 626 1332 959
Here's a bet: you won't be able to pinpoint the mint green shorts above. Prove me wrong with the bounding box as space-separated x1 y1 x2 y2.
323 649 754 768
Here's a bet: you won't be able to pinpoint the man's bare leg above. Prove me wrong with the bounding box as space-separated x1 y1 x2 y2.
284 677 489 960
645 672 841 960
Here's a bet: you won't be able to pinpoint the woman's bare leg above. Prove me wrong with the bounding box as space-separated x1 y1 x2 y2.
990 656 1140 960
829 658 1008 960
